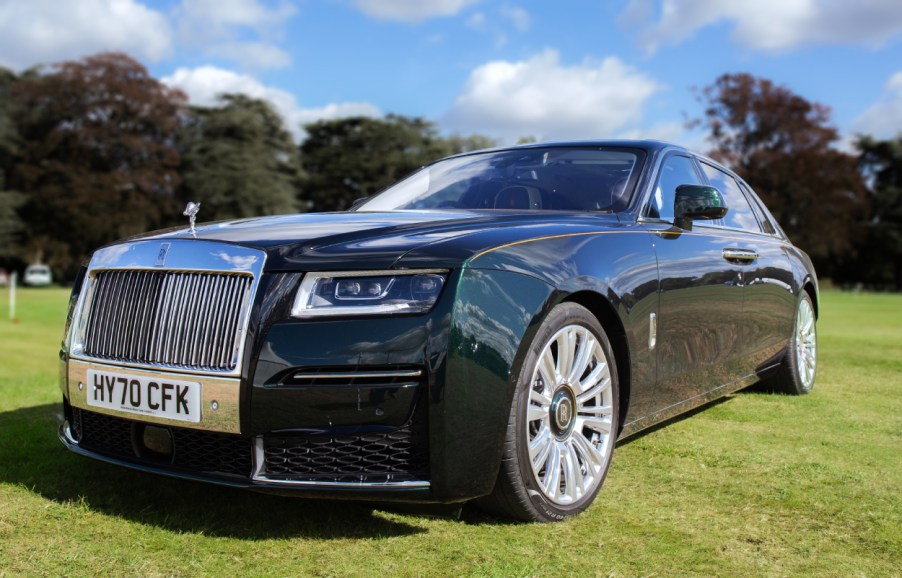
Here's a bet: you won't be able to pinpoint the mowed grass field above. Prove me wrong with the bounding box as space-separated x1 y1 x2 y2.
0 287 899 577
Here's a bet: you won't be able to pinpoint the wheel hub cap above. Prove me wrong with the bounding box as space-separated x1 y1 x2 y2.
550 388 575 438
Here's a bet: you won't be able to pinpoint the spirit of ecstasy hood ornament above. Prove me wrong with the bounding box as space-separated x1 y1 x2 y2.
183 202 201 238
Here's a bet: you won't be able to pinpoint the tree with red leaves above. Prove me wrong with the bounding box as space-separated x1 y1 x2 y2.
697 73 869 277
11 52 186 275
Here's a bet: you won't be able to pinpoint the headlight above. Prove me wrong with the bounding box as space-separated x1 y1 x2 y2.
291 269 448 318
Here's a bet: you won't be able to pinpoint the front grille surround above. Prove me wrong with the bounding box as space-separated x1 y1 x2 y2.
69 240 267 376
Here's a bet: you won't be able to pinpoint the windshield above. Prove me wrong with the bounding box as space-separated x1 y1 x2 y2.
356 147 644 213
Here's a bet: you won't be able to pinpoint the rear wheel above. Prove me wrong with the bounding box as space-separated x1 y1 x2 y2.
481 303 619 522
768 292 817 395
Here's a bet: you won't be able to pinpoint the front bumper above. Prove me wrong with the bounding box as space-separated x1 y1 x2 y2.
60 402 434 500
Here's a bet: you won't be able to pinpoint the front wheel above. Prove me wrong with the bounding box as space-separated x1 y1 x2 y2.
481 303 619 522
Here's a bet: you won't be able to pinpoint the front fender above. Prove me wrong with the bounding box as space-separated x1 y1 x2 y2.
431 268 554 500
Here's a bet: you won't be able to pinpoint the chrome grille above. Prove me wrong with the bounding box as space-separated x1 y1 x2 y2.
81 269 252 372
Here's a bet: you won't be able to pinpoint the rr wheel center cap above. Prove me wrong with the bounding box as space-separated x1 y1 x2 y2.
550 387 576 439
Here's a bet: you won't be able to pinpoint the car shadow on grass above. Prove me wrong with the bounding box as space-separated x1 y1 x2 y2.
0 403 428 539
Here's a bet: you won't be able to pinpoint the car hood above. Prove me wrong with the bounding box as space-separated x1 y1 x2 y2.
123 210 625 270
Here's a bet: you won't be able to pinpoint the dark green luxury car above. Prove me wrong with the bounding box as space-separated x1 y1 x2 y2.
59 140 818 522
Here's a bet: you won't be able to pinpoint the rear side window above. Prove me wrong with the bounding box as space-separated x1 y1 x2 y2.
647 154 702 220
740 182 779 236
699 162 762 233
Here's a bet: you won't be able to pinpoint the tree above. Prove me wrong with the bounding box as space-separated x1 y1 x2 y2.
849 136 902 289
10 52 186 276
0 67 25 260
696 73 868 276
178 94 302 221
445 133 498 155
300 115 451 212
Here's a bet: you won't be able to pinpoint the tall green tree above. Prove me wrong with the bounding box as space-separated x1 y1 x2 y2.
849 136 902 289
10 52 186 276
178 94 302 221
445 133 498 155
300 115 451 212
0 66 24 259
696 73 868 276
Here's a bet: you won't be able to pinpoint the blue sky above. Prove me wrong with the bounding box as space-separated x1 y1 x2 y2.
1 0 901 148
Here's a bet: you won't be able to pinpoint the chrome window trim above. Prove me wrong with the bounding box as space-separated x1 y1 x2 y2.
68 240 267 378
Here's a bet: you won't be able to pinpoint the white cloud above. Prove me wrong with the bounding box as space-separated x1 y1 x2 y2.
621 0 902 53
163 66 381 141
500 6 530 33
0 0 172 70
208 42 293 70
853 72 902 138
466 12 487 30
351 0 480 23
466 6 530 47
616 121 687 143
444 50 661 143
174 0 296 70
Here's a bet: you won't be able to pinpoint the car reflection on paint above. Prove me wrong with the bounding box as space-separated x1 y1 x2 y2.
59 140 818 522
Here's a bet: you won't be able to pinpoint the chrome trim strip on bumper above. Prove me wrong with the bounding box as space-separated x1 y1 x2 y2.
252 476 431 489
67 359 242 434
290 369 424 380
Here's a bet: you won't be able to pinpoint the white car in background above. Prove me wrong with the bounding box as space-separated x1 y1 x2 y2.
24 264 53 286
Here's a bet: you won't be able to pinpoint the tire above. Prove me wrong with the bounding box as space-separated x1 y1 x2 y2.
480 302 619 522
769 292 817 395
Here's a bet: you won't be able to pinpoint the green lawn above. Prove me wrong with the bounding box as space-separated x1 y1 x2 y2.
1 287 899 577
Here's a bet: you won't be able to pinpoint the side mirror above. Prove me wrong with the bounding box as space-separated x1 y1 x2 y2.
674 185 728 231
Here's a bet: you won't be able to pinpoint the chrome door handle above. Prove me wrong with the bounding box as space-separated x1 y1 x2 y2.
722 248 758 263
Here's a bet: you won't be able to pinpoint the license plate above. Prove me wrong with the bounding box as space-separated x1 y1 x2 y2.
86 369 201 423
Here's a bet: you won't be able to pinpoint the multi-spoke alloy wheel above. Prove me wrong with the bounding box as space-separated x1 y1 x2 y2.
481 303 619 522
795 296 817 391
526 324 615 505
768 292 817 395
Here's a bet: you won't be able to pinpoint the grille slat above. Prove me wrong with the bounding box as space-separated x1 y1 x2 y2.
220 276 240 369
81 270 252 372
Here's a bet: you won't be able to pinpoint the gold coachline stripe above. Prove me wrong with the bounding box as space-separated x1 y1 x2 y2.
68 359 241 434
466 228 788 265
468 231 642 263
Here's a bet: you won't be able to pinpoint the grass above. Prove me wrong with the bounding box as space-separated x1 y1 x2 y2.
0 287 900 577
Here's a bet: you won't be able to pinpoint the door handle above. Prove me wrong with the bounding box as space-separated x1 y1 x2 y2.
722 248 758 263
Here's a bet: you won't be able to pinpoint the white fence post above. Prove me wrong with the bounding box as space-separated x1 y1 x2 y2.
9 271 16 321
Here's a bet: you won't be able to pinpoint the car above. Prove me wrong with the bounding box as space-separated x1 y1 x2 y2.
24 264 53 286
58 140 818 522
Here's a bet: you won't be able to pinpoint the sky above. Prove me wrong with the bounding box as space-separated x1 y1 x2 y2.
1 0 901 149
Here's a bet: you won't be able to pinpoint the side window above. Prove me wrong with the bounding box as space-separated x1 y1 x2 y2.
699 162 762 232
647 154 702 220
740 182 778 236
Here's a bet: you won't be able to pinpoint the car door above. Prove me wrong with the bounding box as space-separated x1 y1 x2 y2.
696 161 796 377
642 153 746 413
